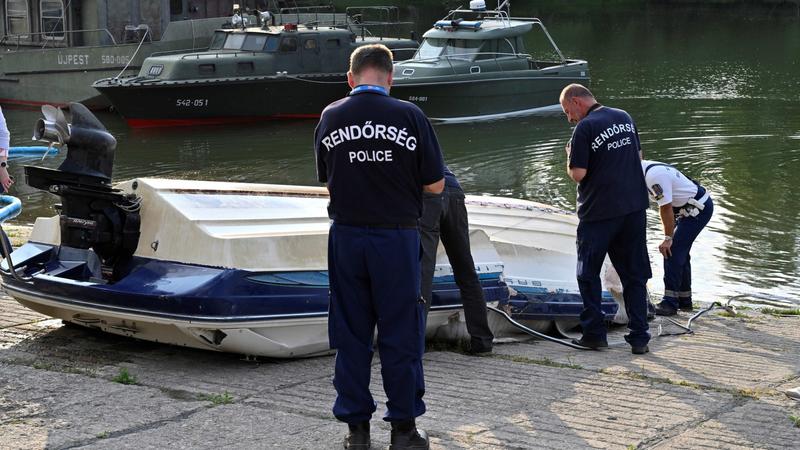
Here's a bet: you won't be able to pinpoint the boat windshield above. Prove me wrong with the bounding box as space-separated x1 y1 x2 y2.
242 34 268 51
415 38 484 61
209 31 226 50
223 34 246 50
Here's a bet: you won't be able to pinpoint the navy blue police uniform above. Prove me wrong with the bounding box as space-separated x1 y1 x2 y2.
568 104 652 348
314 84 445 425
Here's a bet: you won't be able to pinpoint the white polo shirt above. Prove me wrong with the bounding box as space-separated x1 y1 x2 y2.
641 160 698 207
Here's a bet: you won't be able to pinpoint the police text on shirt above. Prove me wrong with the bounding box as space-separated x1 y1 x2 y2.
319 121 418 156
590 122 636 151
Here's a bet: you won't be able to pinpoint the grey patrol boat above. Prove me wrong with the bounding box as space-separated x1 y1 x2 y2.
391 0 589 123
92 7 418 127
0 0 264 109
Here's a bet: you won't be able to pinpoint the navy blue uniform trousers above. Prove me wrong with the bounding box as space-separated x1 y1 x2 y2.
576 209 651 346
328 223 426 424
420 187 494 349
662 196 714 309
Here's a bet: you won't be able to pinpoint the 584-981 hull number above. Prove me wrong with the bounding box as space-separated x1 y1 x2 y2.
176 99 209 107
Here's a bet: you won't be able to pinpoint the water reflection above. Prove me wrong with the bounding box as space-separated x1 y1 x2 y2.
2 5 799 305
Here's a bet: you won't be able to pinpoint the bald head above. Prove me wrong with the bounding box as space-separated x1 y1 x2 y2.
559 84 597 124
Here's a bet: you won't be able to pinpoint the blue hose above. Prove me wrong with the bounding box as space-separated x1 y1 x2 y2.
0 195 22 223
9 146 59 157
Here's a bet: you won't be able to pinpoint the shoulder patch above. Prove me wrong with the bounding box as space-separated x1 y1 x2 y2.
651 184 664 200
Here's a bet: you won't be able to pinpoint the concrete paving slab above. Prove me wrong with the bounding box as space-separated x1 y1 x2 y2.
0 362 207 449
1 293 799 449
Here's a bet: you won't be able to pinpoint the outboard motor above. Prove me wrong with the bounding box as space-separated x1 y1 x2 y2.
25 103 140 279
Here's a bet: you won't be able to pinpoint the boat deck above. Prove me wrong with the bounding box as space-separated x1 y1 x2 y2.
1 292 798 448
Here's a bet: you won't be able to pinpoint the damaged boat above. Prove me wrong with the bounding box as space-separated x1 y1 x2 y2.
0 104 619 358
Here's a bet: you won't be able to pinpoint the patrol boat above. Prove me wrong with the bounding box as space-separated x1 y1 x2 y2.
0 105 620 358
92 7 418 127
391 0 590 123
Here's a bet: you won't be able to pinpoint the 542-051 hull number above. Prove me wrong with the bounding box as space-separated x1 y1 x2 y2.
176 99 209 107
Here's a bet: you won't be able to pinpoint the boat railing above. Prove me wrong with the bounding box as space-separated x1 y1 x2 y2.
180 50 260 60
344 6 414 40
148 47 211 58
399 51 532 74
0 28 117 51
277 5 337 27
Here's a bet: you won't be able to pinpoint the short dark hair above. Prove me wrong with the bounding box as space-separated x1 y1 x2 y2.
560 83 595 102
349 44 394 76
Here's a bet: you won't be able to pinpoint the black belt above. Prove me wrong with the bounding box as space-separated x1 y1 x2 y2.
334 221 418 229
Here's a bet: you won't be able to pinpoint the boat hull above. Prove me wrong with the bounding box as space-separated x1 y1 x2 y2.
392 68 589 122
0 18 230 109
93 74 350 126
1 241 507 358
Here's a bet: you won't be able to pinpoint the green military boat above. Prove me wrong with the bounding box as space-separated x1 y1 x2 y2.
92 7 417 127
0 0 345 109
391 0 589 123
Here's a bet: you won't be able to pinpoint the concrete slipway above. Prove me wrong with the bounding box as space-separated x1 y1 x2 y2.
0 225 799 449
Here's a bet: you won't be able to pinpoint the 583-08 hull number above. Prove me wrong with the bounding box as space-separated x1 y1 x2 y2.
176 99 209 107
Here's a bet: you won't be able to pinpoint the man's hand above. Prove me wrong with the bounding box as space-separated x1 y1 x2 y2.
565 141 571 158
0 169 12 192
659 238 672 258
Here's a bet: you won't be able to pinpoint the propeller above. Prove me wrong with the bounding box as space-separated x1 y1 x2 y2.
34 105 70 160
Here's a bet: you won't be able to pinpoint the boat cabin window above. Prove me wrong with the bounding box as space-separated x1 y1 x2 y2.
223 33 246 50
442 39 483 61
415 38 446 60
209 31 226 50
415 38 483 61
264 35 280 52
40 0 65 40
6 0 30 37
199 64 215 75
303 38 317 50
497 38 516 57
326 38 340 48
170 0 183 15
279 37 297 52
242 34 268 51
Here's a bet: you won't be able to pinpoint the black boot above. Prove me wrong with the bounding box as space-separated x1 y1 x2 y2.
343 421 370 449
389 419 429 449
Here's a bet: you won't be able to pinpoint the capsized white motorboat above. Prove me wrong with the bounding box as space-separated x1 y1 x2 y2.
0 103 620 358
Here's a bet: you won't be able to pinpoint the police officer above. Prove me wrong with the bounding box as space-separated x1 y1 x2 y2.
420 168 494 354
314 44 444 450
559 84 652 355
641 159 713 316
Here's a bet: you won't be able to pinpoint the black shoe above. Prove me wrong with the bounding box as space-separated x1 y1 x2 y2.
678 301 694 312
654 302 678 317
631 345 650 355
571 337 608 350
344 421 370 449
389 420 429 449
467 338 493 355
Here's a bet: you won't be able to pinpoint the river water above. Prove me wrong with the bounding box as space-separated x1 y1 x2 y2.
2 4 799 306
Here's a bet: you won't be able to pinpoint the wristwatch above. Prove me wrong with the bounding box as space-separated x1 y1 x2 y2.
664 235 673 241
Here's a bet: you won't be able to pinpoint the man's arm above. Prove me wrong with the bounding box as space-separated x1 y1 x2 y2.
423 178 444 194
568 167 586 183
565 141 587 182
658 203 675 257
